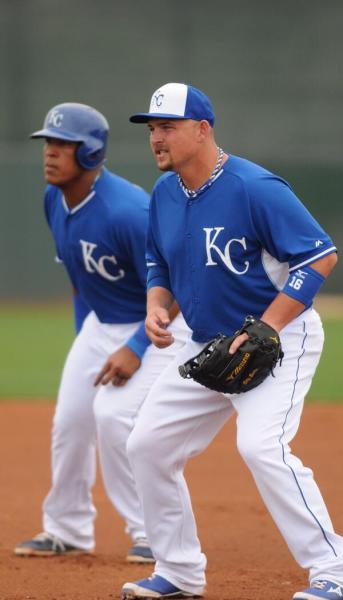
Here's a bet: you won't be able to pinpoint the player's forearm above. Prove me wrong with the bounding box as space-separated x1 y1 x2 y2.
261 293 306 332
147 286 174 314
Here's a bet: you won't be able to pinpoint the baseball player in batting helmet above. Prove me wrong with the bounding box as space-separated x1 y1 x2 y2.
117 83 342 600
15 101 191 562
30 102 109 170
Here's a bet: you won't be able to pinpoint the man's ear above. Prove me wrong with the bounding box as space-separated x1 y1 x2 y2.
198 119 211 141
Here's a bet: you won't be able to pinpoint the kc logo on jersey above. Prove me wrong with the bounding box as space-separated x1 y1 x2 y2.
203 227 249 274
47 108 64 128
80 240 125 282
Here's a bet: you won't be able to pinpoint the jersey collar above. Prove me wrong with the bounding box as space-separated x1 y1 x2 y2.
62 190 96 214
61 169 103 214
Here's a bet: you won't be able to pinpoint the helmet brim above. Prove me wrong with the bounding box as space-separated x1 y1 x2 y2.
30 128 84 141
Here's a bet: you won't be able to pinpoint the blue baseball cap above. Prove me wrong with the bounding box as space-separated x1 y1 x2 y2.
129 83 215 126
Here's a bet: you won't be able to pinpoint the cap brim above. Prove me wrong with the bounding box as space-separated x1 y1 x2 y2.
129 113 187 123
30 128 84 141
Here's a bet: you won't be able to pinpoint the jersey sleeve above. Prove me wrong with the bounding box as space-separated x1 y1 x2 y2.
246 174 337 271
146 190 172 292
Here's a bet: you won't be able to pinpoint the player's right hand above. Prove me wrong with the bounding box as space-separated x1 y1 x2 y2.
145 307 174 348
94 346 141 387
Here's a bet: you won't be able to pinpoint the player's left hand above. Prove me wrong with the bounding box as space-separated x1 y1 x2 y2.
179 316 283 394
94 346 141 387
228 332 249 354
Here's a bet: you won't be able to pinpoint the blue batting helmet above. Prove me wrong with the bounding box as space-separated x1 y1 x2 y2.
30 102 109 170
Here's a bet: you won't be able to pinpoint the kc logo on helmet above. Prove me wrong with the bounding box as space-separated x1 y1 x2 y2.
48 109 64 128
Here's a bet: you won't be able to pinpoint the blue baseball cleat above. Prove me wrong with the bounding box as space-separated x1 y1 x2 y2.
14 531 91 557
293 580 343 600
121 574 204 599
126 537 155 564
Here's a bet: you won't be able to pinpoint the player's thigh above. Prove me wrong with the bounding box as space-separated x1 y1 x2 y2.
167 312 192 347
56 312 139 425
94 315 191 425
233 308 324 455
93 338 181 426
129 340 234 460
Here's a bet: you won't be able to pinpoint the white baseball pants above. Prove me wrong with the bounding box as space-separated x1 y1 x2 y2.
127 308 343 594
43 310 190 550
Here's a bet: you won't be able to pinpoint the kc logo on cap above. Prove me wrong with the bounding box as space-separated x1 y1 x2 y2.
151 93 164 109
130 82 215 126
148 84 188 117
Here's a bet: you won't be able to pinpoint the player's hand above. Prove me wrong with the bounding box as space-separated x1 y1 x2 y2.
145 307 174 348
228 332 249 354
94 346 141 387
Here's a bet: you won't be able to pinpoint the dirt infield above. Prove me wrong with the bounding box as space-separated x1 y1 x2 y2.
0 402 342 600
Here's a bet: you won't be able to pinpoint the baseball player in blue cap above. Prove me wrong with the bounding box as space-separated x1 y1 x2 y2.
14 102 190 562
119 83 342 600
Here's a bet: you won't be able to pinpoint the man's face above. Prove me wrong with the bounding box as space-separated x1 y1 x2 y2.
147 119 202 173
43 138 84 186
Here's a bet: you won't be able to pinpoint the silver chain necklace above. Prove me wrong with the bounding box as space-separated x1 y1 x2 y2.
177 147 224 199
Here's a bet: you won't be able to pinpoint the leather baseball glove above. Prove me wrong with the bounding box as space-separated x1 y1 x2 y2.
178 316 284 394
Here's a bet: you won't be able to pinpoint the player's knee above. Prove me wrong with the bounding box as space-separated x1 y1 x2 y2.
93 392 113 422
236 430 271 467
94 394 129 440
127 424 179 476
52 412 95 452
126 425 155 466
53 411 84 439
126 427 144 462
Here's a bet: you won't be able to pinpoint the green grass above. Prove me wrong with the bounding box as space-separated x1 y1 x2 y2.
0 304 342 402
308 319 343 402
0 304 74 400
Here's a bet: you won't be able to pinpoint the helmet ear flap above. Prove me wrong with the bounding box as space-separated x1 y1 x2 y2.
76 143 106 170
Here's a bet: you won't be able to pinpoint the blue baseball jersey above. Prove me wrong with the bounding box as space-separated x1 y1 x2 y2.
146 155 336 342
45 167 149 325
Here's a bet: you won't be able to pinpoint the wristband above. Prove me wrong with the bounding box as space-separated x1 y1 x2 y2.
282 265 325 307
126 321 151 359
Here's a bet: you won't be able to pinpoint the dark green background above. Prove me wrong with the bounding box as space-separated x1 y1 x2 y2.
0 0 342 300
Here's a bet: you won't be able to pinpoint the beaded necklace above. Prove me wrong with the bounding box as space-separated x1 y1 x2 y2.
177 147 224 199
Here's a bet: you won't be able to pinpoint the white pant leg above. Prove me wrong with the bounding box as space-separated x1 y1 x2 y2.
94 313 192 542
43 312 139 550
232 309 343 585
127 309 343 591
127 339 234 594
